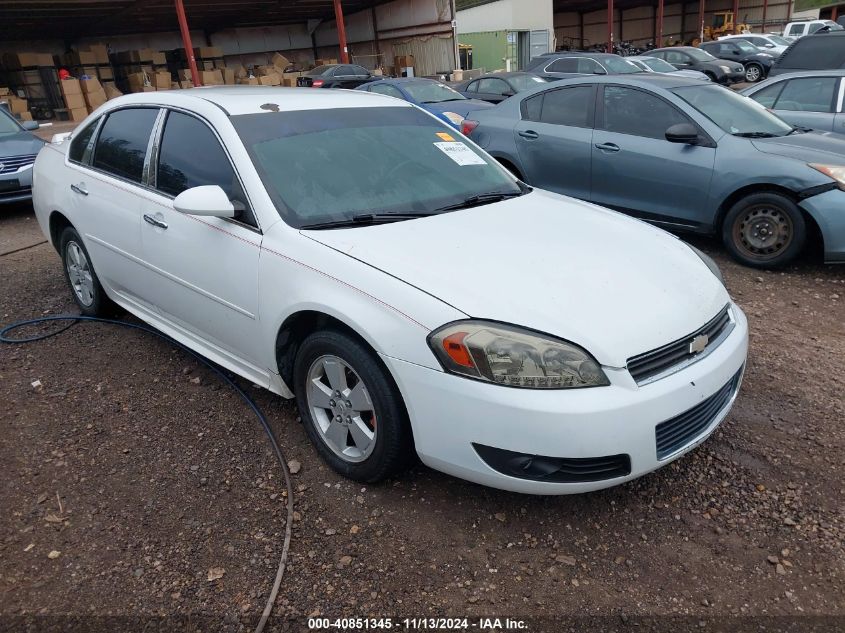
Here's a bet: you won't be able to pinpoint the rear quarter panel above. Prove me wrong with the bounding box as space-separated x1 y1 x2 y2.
32 142 73 247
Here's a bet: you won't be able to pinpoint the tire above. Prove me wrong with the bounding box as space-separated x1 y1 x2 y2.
745 63 763 83
293 329 414 482
704 72 717 83
59 226 118 316
722 192 806 269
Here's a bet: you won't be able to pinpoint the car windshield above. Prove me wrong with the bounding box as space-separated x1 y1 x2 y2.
641 57 678 72
403 81 465 103
686 48 717 61
673 84 794 137
306 65 333 76
508 74 547 90
602 57 643 73
0 112 22 135
768 35 791 45
734 40 760 53
233 106 520 228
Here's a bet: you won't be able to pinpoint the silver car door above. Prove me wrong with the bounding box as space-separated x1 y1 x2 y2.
772 76 839 132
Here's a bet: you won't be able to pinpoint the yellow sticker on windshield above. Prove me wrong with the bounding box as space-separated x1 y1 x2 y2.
436 132 456 141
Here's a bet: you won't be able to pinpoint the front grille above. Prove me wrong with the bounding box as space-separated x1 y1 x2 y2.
655 369 742 460
627 305 732 384
0 154 37 174
0 186 30 200
473 443 631 483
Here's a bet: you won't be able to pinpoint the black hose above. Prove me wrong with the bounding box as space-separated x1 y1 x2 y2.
1 315 292 633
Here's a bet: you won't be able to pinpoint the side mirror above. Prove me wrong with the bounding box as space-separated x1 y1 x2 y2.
173 185 235 218
665 123 700 144
22 120 39 130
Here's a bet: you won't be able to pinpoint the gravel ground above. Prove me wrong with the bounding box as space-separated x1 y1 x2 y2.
1 201 843 633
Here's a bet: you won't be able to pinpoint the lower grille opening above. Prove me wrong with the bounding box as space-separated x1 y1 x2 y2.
473 443 631 483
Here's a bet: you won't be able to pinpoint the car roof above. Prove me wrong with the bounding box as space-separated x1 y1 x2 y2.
651 46 702 53
537 51 623 58
531 73 709 91
375 77 442 85
105 86 411 116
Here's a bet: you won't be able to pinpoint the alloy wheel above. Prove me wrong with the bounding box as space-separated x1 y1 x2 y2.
306 354 377 463
65 241 94 306
732 205 793 262
745 65 761 82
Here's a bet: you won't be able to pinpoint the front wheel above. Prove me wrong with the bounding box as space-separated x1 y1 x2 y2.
722 192 806 268
745 63 763 82
293 329 414 482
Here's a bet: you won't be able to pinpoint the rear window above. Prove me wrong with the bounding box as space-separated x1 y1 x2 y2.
777 35 845 69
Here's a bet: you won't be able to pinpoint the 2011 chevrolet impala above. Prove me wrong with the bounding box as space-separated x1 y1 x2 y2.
32 88 748 494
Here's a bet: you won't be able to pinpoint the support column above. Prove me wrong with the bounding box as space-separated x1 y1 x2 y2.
698 0 705 43
762 0 768 29
607 0 614 52
333 0 349 64
174 0 200 86
579 11 584 48
657 0 664 45
732 0 739 33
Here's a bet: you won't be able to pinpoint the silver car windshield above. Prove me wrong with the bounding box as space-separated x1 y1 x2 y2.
233 106 521 228
0 113 22 135
403 82 465 104
602 57 643 73
673 85 794 137
641 58 678 73
686 48 717 62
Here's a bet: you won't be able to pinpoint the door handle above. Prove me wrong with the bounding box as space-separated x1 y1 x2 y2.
594 142 620 152
143 214 168 230
518 130 539 140
70 183 88 196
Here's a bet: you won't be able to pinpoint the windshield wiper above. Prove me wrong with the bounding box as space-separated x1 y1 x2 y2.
432 189 527 213
300 213 435 230
732 131 780 138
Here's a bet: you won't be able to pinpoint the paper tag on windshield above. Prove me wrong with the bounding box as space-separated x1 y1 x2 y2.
433 141 487 166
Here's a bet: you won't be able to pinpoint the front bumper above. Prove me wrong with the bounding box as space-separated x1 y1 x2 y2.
384 303 748 495
0 166 34 204
721 70 747 84
799 188 845 263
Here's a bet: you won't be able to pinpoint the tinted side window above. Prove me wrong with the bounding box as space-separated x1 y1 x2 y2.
478 78 509 94
539 86 593 127
521 93 543 120
576 58 603 73
69 119 98 164
351 65 369 75
92 108 159 183
601 86 689 139
465 80 479 93
156 111 255 226
787 24 805 36
749 81 785 108
775 77 838 112
547 58 579 72
665 51 689 64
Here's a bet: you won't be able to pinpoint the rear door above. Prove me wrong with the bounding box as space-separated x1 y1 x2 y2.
135 109 264 367
513 84 595 200
590 85 715 227
769 75 840 131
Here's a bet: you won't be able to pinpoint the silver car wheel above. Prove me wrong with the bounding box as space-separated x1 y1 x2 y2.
306 354 377 463
745 65 761 82
65 241 94 306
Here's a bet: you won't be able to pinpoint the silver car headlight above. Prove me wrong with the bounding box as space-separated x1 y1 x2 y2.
428 320 609 389
688 245 725 285
719 65 732 73
808 163 845 190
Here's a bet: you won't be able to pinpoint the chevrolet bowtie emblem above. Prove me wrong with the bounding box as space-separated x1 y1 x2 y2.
689 334 709 354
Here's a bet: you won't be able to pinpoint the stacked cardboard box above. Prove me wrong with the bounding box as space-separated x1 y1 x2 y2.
59 78 86 119
199 69 224 85
2 52 54 68
394 55 415 78
314 58 338 67
1 86 30 120
80 77 108 112
103 82 122 99
152 71 171 90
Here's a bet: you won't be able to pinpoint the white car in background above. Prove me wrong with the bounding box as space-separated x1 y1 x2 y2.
783 19 843 38
718 33 792 55
32 88 748 494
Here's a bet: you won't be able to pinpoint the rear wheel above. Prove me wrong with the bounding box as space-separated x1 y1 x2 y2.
722 192 806 268
744 63 763 82
59 227 118 316
293 329 414 482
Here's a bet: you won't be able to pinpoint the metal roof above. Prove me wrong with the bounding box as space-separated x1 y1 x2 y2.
0 0 396 42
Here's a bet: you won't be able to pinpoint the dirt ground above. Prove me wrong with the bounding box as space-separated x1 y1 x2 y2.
1 200 843 633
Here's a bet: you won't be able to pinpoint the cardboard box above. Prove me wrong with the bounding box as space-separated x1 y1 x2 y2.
89 44 110 64
282 71 301 80
450 69 463 82
231 64 247 78
394 54 415 68
7 96 27 114
17 111 33 121
222 68 235 85
59 78 82 96
98 66 114 81
103 82 122 99
214 59 226 69
5 52 53 68
151 51 166 65
256 65 275 76
84 89 108 110
80 77 102 93
179 80 195 89
271 52 291 71
199 70 224 85
314 58 337 67
179 69 192 81
194 46 222 59
68 49 97 65
126 71 150 92
238 77 259 85
281 77 297 87
201 60 215 71
64 93 86 110
68 107 88 121
0 86 9 96
258 73 281 86
152 71 171 89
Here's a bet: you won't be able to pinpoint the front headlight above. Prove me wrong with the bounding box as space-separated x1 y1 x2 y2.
719 65 731 72
441 111 465 125
688 245 724 285
428 320 609 389
808 164 845 190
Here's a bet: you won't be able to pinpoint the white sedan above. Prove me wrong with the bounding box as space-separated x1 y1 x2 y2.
32 87 748 494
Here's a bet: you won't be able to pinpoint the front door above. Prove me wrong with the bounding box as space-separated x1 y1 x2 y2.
513 84 595 201
135 109 264 370
591 85 716 228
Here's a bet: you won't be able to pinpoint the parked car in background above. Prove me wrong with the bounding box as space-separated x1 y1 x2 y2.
698 39 776 82
462 75 845 268
648 47 746 84
296 64 381 89
783 19 843 39
742 71 845 134
627 55 711 81
33 87 749 495
454 72 547 103
769 31 845 76
355 77 493 128
0 107 44 204
718 33 791 55
525 52 643 80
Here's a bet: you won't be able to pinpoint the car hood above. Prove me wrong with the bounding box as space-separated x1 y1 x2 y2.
702 60 744 72
425 99 494 117
0 131 44 157
302 190 729 368
752 131 845 163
